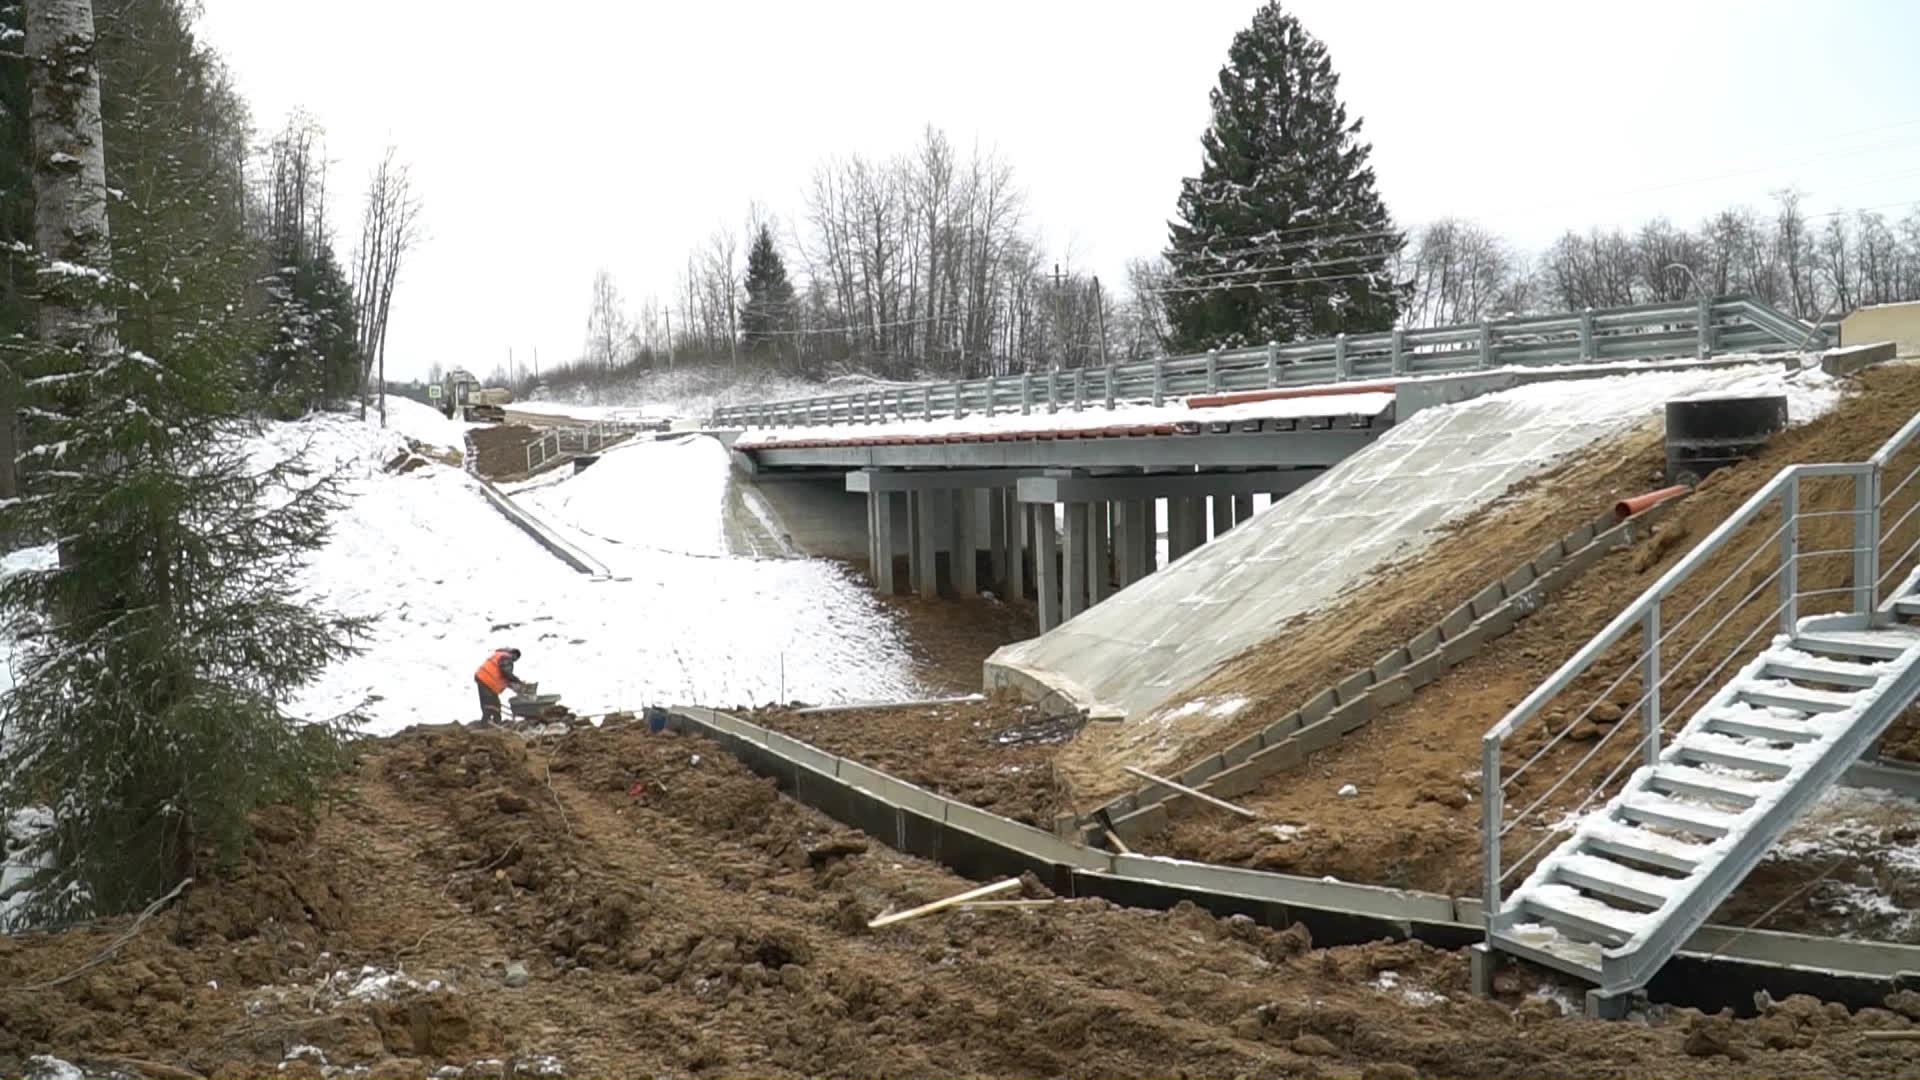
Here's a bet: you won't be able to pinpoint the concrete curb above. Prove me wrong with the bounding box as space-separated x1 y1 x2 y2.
475 479 613 579
1087 505 1673 840
659 703 1920 1010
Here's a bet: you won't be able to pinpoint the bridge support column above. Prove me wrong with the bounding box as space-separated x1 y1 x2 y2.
1007 489 1027 600
1210 494 1233 540
1168 497 1202 563
1087 502 1111 605
952 488 979 597
1233 494 1255 525
909 489 938 598
1064 502 1088 621
1121 499 1150 586
1146 499 1162 574
867 490 896 594
988 487 1008 594
1032 503 1060 631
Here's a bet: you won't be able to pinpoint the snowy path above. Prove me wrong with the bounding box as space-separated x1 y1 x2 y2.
277 402 921 734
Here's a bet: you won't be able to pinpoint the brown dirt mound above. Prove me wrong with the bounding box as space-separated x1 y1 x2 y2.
747 695 1074 829
466 426 547 480
7 722 1920 1078
1147 365 1920 911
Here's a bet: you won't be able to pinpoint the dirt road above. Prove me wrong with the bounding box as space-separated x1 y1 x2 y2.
4 723 1919 1078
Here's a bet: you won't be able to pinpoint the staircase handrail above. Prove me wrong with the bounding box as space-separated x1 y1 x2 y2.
1479 402 1920 930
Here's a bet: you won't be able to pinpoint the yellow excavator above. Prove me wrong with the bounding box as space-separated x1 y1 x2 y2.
438 368 513 423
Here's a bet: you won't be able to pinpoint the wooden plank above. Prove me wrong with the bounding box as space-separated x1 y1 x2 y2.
1122 765 1259 819
868 878 1022 928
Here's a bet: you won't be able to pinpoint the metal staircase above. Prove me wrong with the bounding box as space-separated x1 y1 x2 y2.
1477 406 1920 1014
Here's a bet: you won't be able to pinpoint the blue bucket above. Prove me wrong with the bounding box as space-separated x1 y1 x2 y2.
644 705 667 734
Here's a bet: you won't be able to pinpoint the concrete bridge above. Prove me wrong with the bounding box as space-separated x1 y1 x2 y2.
721 297 1830 632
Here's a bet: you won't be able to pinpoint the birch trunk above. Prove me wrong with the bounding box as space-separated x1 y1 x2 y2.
17 0 113 501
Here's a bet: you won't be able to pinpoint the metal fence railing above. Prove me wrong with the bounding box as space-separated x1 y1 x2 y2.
524 431 561 474
1477 402 1920 987
710 296 1831 429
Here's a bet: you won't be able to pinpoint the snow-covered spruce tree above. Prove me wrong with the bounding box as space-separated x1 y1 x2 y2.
0 0 369 923
740 222 796 360
1164 1 1401 351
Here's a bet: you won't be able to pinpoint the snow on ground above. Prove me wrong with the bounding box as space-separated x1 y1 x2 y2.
274 416 920 732
516 438 729 559
380 395 474 452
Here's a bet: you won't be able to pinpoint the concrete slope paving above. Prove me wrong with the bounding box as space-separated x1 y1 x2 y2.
986 364 1836 727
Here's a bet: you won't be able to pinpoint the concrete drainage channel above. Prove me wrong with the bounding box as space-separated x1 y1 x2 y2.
474 479 615 580
665 703 1920 1016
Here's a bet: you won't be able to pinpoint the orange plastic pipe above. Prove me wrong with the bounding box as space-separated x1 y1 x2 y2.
1614 484 1691 521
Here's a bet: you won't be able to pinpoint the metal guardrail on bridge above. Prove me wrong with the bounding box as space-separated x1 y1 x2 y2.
712 296 1829 429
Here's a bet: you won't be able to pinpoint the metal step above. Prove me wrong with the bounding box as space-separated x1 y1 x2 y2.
1554 854 1682 910
1793 631 1912 662
1737 684 1859 715
1704 712 1819 745
1617 794 1738 839
1758 656 1880 689
1673 740 1794 779
1893 597 1920 618
1645 764 1768 808
1521 885 1644 946
1584 825 1709 874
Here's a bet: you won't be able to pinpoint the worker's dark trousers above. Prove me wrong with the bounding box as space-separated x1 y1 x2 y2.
476 678 501 723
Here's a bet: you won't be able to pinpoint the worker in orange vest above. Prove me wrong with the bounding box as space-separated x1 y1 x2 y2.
474 647 526 725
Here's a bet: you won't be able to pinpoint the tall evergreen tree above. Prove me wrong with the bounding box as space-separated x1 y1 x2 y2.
0 0 367 924
739 223 795 356
1164 2 1401 351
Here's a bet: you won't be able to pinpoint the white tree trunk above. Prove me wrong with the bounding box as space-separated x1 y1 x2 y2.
15 0 112 504
26 0 113 348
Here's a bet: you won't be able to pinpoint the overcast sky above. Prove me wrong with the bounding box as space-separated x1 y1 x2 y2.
193 0 1920 383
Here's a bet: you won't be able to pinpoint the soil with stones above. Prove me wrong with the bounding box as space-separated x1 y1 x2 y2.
1130 365 1920 931
747 696 1075 830
7 722 1920 1079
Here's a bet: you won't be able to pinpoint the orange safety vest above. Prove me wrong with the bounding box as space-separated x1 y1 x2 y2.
475 650 513 693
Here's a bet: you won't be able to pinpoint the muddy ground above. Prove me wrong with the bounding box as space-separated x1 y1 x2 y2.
747 696 1076 830
467 426 549 481
7 723 1920 1079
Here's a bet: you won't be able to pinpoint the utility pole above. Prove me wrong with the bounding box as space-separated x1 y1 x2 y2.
533 347 540 380
508 346 515 385
664 307 674 371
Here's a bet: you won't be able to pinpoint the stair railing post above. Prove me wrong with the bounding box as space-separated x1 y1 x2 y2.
1642 603 1662 769
1857 463 1881 614
1780 474 1800 634
1480 735 1502 928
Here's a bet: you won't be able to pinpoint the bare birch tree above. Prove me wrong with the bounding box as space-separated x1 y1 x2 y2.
350 147 421 425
